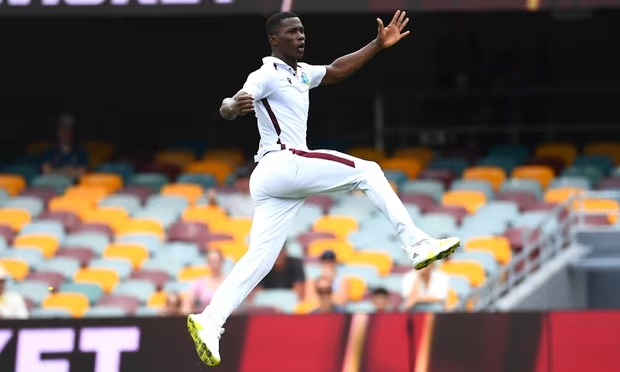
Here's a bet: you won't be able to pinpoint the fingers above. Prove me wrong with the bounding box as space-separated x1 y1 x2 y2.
390 10 400 25
377 18 384 31
235 94 255 115
398 10 407 25
400 17 409 31
400 30 411 39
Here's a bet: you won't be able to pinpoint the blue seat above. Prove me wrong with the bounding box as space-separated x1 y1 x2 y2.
410 302 445 312
117 234 163 254
330 195 377 219
513 211 558 234
0 248 45 267
428 158 468 177
112 280 157 303
63 232 110 255
32 174 73 194
99 195 142 215
95 163 134 183
461 215 507 235
135 306 161 317
142 258 184 278
253 289 299 313
30 308 72 318
21 220 66 241
177 173 218 190
383 170 408 188
288 204 324 238
163 280 192 294
132 207 178 229
83 305 127 318
5 196 44 218
2 164 39 185
549 176 591 190
0 237 7 251
348 229 396 250
417 213 458 239
448 275 472 298
12 280 51 305
156 242 201 266
0 189 9 207
145 195 188 215
89 258 133 279
34 257 81 279
488 144 529 163
573 155 615 176
451 179 494 200
400 180 444 201
500 178 543 200
129 173 169 192
60 282 104 304
474 201 520 225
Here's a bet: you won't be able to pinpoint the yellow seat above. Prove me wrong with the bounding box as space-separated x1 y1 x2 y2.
186 160 234 185
203 149 245 167
103 243 149 270
0 175 26 196
439 261 486 287
82 141 115 168
48 197 95 219
161 183 204 205
82 207 130 232
80 173 123 194
344 251 392 276
535 143 578 166
208 217 252 238
25 140 52 155
207 241 248 262
348 147 385 162
584 142 620 165
14 234 59 259
182 205 228 226
74 268 120 293
544 187 583 204
155 150 196 168
42 292 90 317
0 258 29 280
380 158 422 179
177 266 211 281
0 208 31 231
294 300 319 314
64 185 110 202
312 215 359 239
512 165 555 189
117 219 165 240
572 198 619 224
307 239 355 262
345 276 368 301
463 166 507 192
441 190 487 214
446 288 459 311
147 291 167 308
464 236 512 265
393 147 434 166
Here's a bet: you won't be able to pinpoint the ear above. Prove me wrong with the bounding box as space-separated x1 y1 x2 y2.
268 34 278 47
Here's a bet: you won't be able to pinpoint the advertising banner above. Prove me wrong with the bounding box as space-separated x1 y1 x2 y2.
0 311 618 372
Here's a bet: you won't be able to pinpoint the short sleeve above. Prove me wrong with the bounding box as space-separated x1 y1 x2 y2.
299 63 327 89
241 67 277 101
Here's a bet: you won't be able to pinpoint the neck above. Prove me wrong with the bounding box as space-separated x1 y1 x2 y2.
272 52 297 71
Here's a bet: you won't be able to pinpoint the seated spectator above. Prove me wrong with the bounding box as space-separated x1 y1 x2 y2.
41 114 89 179
206 166 254 218
161 292 184 316
304 250 349 306
370 287 391 312
182 249 227 313
401 262 449 311
257 245 305 299
0 264 28 319
311 276 346 314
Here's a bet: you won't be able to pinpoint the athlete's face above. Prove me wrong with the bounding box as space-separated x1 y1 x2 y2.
272 17 305 60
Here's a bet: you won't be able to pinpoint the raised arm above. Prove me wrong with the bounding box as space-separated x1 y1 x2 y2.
320 10 410 86
220 67 277 120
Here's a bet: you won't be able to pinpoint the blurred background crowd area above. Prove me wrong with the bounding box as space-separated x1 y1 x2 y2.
1 4 620 321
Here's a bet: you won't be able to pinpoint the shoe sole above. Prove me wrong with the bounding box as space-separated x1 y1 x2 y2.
414 240 461 270
187 314 220 367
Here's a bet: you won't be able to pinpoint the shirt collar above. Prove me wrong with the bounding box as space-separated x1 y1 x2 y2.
262 56 301 73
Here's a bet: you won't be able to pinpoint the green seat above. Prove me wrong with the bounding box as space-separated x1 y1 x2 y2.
562 165 604 188
128 173 169 193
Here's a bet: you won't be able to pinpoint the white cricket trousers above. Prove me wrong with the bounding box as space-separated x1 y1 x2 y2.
204 148 430 326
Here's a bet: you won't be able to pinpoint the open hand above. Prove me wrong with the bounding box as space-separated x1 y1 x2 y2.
376 10 410 49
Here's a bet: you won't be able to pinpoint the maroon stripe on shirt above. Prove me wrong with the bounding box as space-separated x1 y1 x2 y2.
261 98 285 149
290 149 356 168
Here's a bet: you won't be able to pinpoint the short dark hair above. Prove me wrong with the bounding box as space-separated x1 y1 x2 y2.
266 12 298 36
371 287 389 296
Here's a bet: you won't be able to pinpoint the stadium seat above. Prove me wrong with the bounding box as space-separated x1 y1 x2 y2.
95 163 135 183
21 221 65 241
463 166 506 191
307 239 355 262
74 267 120 293
253 289 299 313
117 234 162 255
572 198 619 224
500 178 543 200
451 251 499 277
177 173 218 190
26 271 65 289
60 282 104 304
64 185 110 203
0 208 31 231
208 217 252 239
116 185 154 205
35 257 81 279
562 165 604 187
20 186 57 205
451 179 494 200
345 251 392 276
573 155 615 176
80 173 123 194
113 279 157 303
380 158 422 179
0 174 26 196
177 266 210 281
476 156 519 174
203 149 245 167
512 165 554 189
135 306 161 316
82 207 130 232
584 142 620 165
30 307 72 318
5 197 44 218
117 219 165 240
147 194 190 213
42 292 90 317
133 207 179 229
417 213 458 239
98 195 142 215
83 305 126 318
207 240 248 261
155 150 196 168
38 210 81 231
14 234 59 259
2 164 38 185
393 146 434 165
82 141 115 167
427 158 468 178
161 183 204 205
186 160 234 185
1 247 44 267
438 261 486 287
400 193 436 210
0 258 29 280
32 174 73 194
535 143 577 166
488 144 529 163
549 176 591 190
55 247 95 267
312 215 359 239
142 258 184 278
441 190 486 214
131 270 170 290
294 300 319 314
182 205 227 226
544 187 583 204
128 173 169 193
525 156 565 175
97 295 140 314
63 231 110 255
345 276 368 301
48 196 95 219
103 243 149 270
13 281 52 305
348 147 385 162
399 180 444 201
474 201 520 225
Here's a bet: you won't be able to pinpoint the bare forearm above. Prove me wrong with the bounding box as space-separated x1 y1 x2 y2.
324 39 382 84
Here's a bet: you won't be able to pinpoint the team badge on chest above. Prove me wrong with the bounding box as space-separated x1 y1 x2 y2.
301 72 310 85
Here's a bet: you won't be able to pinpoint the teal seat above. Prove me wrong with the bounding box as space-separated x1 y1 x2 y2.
488 144 529 163
30 307 72 318
83 305 127 318
383 170 408 188
500 178 543 200
177 173 217 190
573 155 615 176
116 234 162 254
5 196 44 217
156 242 201 266
562 165 604 187
112 279 156 303
63 232 110 255
89 258 133 279
99 195 142 215
95 163 135 183
145 195 188 214
12 280 51 305
428 158 468 177
34 257 81 279
129 173 169 192
1 164 39 184
32 174 73 194
451 179 494 200
0 248 45 267
400 179 444 201
60 282 104 304
21 220 65 241
253 289 299 313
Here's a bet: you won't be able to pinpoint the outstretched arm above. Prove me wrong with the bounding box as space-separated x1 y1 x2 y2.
219 90 254 120
321 10 410 86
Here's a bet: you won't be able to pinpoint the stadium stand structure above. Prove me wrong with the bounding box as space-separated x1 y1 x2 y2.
1 141 620 316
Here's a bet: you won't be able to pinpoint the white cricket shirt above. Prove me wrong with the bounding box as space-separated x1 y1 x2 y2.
241 56 327 162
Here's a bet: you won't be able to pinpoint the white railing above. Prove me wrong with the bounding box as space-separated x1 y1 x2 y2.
454 190 620 312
